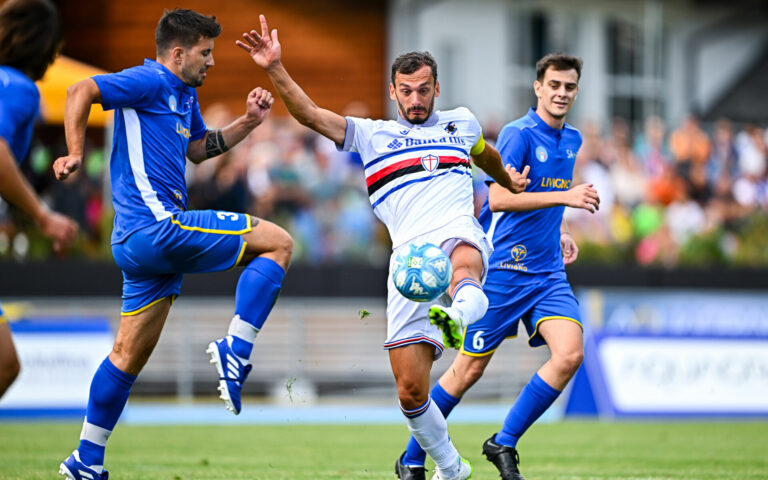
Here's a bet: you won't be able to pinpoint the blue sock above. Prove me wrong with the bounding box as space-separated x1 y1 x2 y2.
78 357 136 466
402 381 461 466
495 373 560 447
230 257 285 359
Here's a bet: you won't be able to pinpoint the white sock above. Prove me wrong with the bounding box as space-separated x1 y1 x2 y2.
451 278 488 325
401 398 460 474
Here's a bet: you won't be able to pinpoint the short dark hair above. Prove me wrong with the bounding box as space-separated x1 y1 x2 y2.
155 8 221 56
0 0 62 81
536 53 583 81
390 51 438 84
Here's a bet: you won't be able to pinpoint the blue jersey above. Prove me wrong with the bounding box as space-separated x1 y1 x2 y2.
478 108 582 282
0 66 40 162
93 59 207 244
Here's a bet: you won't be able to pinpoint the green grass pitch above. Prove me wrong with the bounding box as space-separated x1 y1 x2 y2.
0 421 766 479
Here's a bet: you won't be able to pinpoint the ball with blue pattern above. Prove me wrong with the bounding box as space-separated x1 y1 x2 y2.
392 242 453 302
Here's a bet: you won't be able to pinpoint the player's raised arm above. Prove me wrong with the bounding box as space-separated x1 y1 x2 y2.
53 78 102 181
186 87 274 163
471 141 530 194
237 15 347 145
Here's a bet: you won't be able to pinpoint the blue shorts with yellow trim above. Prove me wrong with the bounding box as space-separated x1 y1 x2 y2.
461 270 581 355
112 210 251 315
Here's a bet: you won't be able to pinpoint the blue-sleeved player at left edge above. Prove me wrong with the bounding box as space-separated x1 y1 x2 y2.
53 8 293 480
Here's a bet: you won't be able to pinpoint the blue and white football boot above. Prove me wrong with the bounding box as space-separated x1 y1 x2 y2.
59 450 109 479
206 336 252 415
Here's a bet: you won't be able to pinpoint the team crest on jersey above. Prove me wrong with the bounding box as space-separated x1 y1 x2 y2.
421 154 440 172
444 122 457 135
168 95 177 112
535 146 548 162
173 189 184 202
510 244 527 262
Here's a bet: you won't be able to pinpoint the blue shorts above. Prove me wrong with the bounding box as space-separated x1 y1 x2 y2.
112 210 251 315
461 270 581 355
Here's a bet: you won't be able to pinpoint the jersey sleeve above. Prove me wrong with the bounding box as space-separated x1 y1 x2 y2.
337 116 377 154
93 66 160 111
488 125 526 184
189 93 206 141
0 81 39 161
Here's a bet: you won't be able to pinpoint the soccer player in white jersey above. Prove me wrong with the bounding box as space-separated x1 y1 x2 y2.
53 9 293 480
238 15 530 480
400 54 600 480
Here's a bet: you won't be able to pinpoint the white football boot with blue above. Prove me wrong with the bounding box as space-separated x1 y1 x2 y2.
431 457 472 480
59 450 109 479
206 336 252 415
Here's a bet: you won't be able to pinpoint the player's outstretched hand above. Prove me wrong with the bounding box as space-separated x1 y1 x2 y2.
53 155 82 181
560 232 578 265
505 164 531 193
39 209 78 253
245 87 274 125
563 183 600 213
237 15 281 70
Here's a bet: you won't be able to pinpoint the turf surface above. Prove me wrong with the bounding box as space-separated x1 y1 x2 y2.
0 421 765 479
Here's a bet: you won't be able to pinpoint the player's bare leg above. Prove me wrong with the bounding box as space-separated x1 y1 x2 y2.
390 343 470 479
110 299 172 375
536 319 584 390
483 320 583 480
429 243 486 349
207 216 293 414
60 299 172 480
438 350 494 398
0 321 21 398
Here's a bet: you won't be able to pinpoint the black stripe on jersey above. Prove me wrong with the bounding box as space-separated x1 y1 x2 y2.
367 160 470 196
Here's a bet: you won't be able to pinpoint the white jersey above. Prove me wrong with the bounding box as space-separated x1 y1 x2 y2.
339 107 483 248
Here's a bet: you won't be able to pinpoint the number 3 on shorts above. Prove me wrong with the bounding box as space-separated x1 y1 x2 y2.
472 330 485 350
216 211 240 221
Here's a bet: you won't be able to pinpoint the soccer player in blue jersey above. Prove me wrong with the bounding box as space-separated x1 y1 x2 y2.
53 9 293 480
398 53 600 480
0 0 79 399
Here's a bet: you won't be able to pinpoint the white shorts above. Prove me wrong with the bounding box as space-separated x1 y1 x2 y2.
383 215 492 359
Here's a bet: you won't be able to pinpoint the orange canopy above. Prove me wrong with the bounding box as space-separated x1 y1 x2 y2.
36 56 110 126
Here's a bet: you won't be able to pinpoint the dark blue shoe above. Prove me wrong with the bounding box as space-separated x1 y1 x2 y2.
59 450 109 479
206 336 252 415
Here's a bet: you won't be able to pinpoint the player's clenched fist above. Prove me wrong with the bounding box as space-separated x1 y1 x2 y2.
53 155 82 181
244 87 274 125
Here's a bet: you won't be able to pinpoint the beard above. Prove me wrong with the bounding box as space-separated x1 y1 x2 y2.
397 94 435 125
181 64 206 87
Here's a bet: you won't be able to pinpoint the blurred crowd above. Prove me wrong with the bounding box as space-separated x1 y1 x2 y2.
1 105 766 267
563 115 768 266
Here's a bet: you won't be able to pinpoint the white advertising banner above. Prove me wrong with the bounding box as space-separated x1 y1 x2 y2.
598 337 768 414
0 318 113 415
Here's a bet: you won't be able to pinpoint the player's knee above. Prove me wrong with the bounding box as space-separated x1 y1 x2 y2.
397 379 429 410
553 348 583 377
111 341 152 375
273 229 294 270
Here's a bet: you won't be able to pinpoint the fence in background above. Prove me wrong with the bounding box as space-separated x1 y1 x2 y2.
5 297 548 404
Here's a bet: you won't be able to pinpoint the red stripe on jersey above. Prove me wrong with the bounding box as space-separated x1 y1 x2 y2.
365 155 469 188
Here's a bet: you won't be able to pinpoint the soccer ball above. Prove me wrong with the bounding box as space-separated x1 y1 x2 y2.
392 242 452 302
